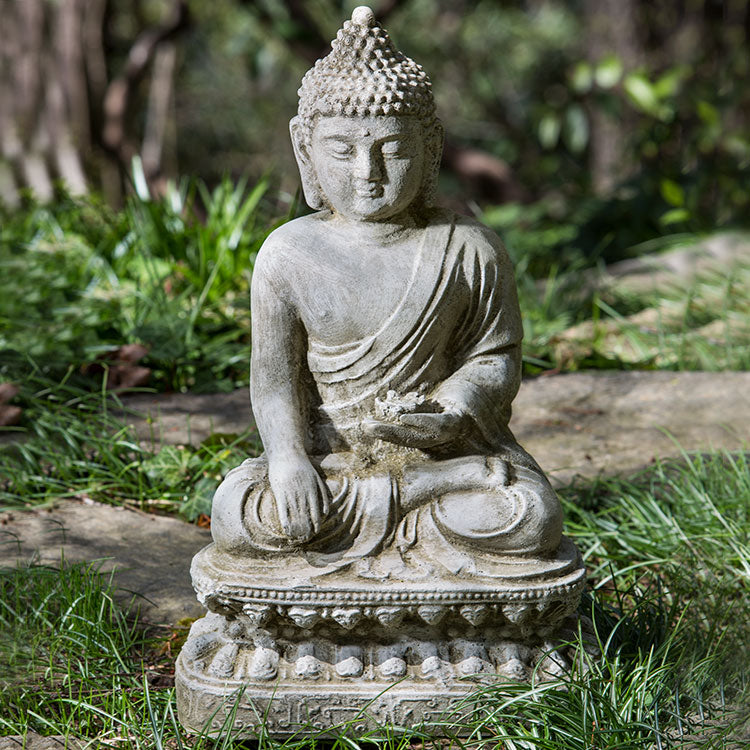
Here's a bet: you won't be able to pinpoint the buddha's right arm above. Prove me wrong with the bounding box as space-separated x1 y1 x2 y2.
250 262 309 462
250 257 331 538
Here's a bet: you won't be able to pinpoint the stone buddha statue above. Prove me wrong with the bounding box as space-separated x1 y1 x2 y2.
177 7 586 735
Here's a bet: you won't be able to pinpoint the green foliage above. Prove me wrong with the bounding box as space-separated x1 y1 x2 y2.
560 253 750 373
563 451 750 615
0 369 260 520
525 40 750 263
0 194 123 366
0 177 275 392
479 206 750 374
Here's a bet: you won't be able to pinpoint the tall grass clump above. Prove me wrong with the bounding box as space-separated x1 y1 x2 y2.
0 176 278 392
0 562 143 736
0 367 259 518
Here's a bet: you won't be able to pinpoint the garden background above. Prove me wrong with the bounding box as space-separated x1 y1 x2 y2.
0 0 749 747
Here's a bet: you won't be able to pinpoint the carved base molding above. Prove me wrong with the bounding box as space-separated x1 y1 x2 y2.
175 540 587 736
175 611 593 735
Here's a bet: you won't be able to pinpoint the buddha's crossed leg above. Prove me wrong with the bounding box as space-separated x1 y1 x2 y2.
211 454 562 558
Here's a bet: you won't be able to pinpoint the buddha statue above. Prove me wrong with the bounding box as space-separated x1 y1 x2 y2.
177 7 586 735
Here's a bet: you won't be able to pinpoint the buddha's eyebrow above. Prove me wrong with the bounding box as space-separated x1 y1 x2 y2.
320 134 355 142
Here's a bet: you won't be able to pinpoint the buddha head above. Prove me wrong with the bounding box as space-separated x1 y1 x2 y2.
290 6 444 221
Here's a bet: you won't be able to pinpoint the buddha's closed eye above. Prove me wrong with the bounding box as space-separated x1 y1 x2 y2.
327 142 354 158
381 141 410 158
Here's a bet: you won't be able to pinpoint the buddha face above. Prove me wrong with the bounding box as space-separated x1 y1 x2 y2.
307 116 425 222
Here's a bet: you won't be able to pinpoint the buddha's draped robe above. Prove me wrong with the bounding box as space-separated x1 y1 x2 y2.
211 212 562 579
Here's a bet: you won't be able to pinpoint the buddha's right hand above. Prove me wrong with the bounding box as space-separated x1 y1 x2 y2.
268 455 331 543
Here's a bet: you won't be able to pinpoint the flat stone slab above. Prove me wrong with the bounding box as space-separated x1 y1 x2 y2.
511 370 750 485
121 388 253 446
121 371 750 484
0 500 211 625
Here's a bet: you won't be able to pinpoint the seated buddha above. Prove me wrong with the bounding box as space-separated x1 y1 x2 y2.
177 8 587 734
209 5 563 579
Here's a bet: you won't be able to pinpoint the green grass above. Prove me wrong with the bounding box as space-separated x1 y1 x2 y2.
516 256 750 375
526 259 750 373
2 451 748 747
0 368 260 520
0 178 278 393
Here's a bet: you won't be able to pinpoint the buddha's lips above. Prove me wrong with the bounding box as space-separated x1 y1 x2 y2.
354 184 384 198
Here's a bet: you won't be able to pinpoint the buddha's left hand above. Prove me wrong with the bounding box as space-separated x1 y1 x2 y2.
364 410 469 449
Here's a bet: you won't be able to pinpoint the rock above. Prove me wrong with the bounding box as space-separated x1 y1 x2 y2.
120 389 253 447
511 370 750 485
0 500 211 625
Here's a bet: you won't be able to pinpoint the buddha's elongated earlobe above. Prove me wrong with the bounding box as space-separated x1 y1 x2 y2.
290 116 327 211
422 120 444 207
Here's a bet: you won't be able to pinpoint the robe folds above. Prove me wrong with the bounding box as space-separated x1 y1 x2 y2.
211 211 563 580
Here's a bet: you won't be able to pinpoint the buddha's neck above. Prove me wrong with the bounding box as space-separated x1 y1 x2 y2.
328 210 420 245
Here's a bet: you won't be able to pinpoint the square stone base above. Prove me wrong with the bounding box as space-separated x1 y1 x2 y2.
176 540 587 736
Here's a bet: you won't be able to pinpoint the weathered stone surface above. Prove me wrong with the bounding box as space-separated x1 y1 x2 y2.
0 500 210 625
512 370 750 485
121 388 253 447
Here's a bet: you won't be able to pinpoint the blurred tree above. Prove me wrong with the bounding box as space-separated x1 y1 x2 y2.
0 0 189 207
583 0 642 194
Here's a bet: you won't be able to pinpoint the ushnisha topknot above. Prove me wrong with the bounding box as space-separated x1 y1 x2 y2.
296 5 437 131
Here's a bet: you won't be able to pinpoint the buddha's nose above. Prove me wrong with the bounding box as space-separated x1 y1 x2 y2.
353 148 383 182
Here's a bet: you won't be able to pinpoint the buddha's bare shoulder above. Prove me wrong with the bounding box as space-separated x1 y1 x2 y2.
453 212 506 248
253 213 332 283
257 212 330 258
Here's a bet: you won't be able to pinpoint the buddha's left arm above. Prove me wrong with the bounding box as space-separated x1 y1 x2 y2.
431 233 523 436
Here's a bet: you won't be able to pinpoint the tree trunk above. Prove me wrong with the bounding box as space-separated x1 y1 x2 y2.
0 0 189 207
584 0 643 195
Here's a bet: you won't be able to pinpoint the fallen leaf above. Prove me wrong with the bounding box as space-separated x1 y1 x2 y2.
106 364 152 390
116 343 149 363
0 405 22 426
0 382 20 404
